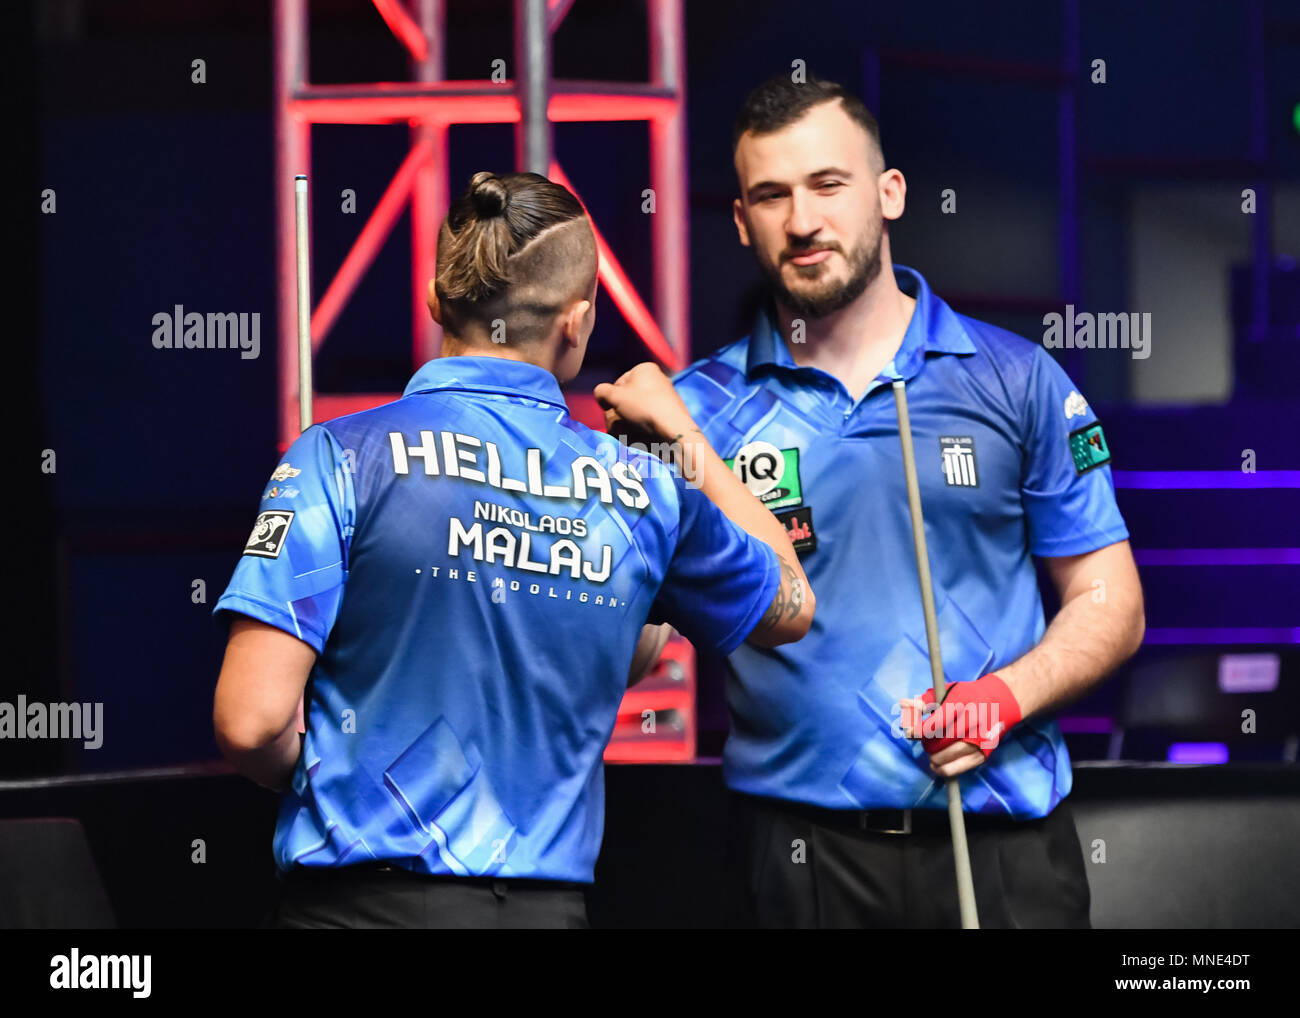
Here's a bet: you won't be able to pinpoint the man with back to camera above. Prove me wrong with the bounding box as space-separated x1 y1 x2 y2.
211 170 815 929
670 73 1145 928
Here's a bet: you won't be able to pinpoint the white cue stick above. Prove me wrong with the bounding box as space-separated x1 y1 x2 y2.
891 378 980 930
294 174 313 433
292 174 312 738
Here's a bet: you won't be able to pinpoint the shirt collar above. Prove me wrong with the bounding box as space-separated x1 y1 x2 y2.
744 263 977 381
402 355 569 410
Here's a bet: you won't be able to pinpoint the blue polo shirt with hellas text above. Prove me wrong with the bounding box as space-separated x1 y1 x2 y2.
672 265 1129 818
214 356 779 881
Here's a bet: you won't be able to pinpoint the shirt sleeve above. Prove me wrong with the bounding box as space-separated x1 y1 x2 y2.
648 473 782 655
212 425 356 653
1020 346 1130 558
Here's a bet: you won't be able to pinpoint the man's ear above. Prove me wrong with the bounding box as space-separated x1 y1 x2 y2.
879 168 906 223
562 299 592 346
426 278 442 324
732 197 751 247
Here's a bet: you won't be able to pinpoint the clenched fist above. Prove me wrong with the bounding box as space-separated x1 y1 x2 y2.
592 362 696 443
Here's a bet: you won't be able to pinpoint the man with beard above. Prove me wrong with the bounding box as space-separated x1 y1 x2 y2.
670 73 1145 928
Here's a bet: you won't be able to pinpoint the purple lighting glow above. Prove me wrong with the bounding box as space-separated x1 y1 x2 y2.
1167 742 1230 764
1144 627 1300 645
1218 653 1281 693
1111 470 1300 489
1134 548 1300 566
1058 716 1115 734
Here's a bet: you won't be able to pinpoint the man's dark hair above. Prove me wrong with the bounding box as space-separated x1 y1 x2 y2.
435 170 596 344
731 73 884 168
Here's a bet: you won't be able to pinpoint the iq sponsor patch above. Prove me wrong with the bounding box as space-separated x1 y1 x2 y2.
724 440 803 510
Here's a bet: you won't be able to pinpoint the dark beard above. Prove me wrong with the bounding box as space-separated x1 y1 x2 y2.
762 229 883 319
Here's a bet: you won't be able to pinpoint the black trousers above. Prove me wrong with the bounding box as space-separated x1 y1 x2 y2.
267 864 590 929
726 792 1092 929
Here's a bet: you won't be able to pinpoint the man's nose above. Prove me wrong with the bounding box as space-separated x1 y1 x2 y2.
785 190 823 241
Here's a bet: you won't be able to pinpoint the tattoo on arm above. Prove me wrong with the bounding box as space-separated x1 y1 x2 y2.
756 584 786 633
664 428 706 480
756 556 803 633
784 565 806 621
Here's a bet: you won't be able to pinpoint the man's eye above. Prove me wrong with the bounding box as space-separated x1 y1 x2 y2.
818 181 844 192
755 192 781 203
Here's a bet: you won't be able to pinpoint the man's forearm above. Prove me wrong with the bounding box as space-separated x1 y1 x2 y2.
628 623 672 687
997 590 1144 720
670 426 800 560
592 364 815 644
219 723 302 792
666 425 815 644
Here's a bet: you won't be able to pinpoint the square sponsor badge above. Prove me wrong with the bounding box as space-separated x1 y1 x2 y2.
723 441 803 510
775 506 817 554
243 510 295 558
1068 423 1111 475
939 435 979 487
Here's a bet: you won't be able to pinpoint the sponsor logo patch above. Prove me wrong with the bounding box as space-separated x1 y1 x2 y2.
243 510 295 558
1069 422 1111 474
939 436 979 487
724 441 803 510
1064 390 1089 420
270 463 302 482
775 506 817 554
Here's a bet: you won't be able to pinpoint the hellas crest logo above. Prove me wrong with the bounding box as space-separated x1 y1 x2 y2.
243 510 294 558
724 441 803 510
939 436 978 487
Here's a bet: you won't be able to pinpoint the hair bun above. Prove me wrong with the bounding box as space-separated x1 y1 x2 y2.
469 171 509 218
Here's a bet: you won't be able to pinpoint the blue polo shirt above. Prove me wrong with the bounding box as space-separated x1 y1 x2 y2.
673 265 1129 818
214 356 779 881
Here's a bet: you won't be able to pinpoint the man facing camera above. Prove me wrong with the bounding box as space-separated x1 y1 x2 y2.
672 73 1144 928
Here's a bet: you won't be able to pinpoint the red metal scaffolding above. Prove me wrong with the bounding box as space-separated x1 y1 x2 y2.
272 0 696 760
274 0 689 443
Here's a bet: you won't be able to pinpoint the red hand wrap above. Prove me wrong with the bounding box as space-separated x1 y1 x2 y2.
910 674 1023 756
